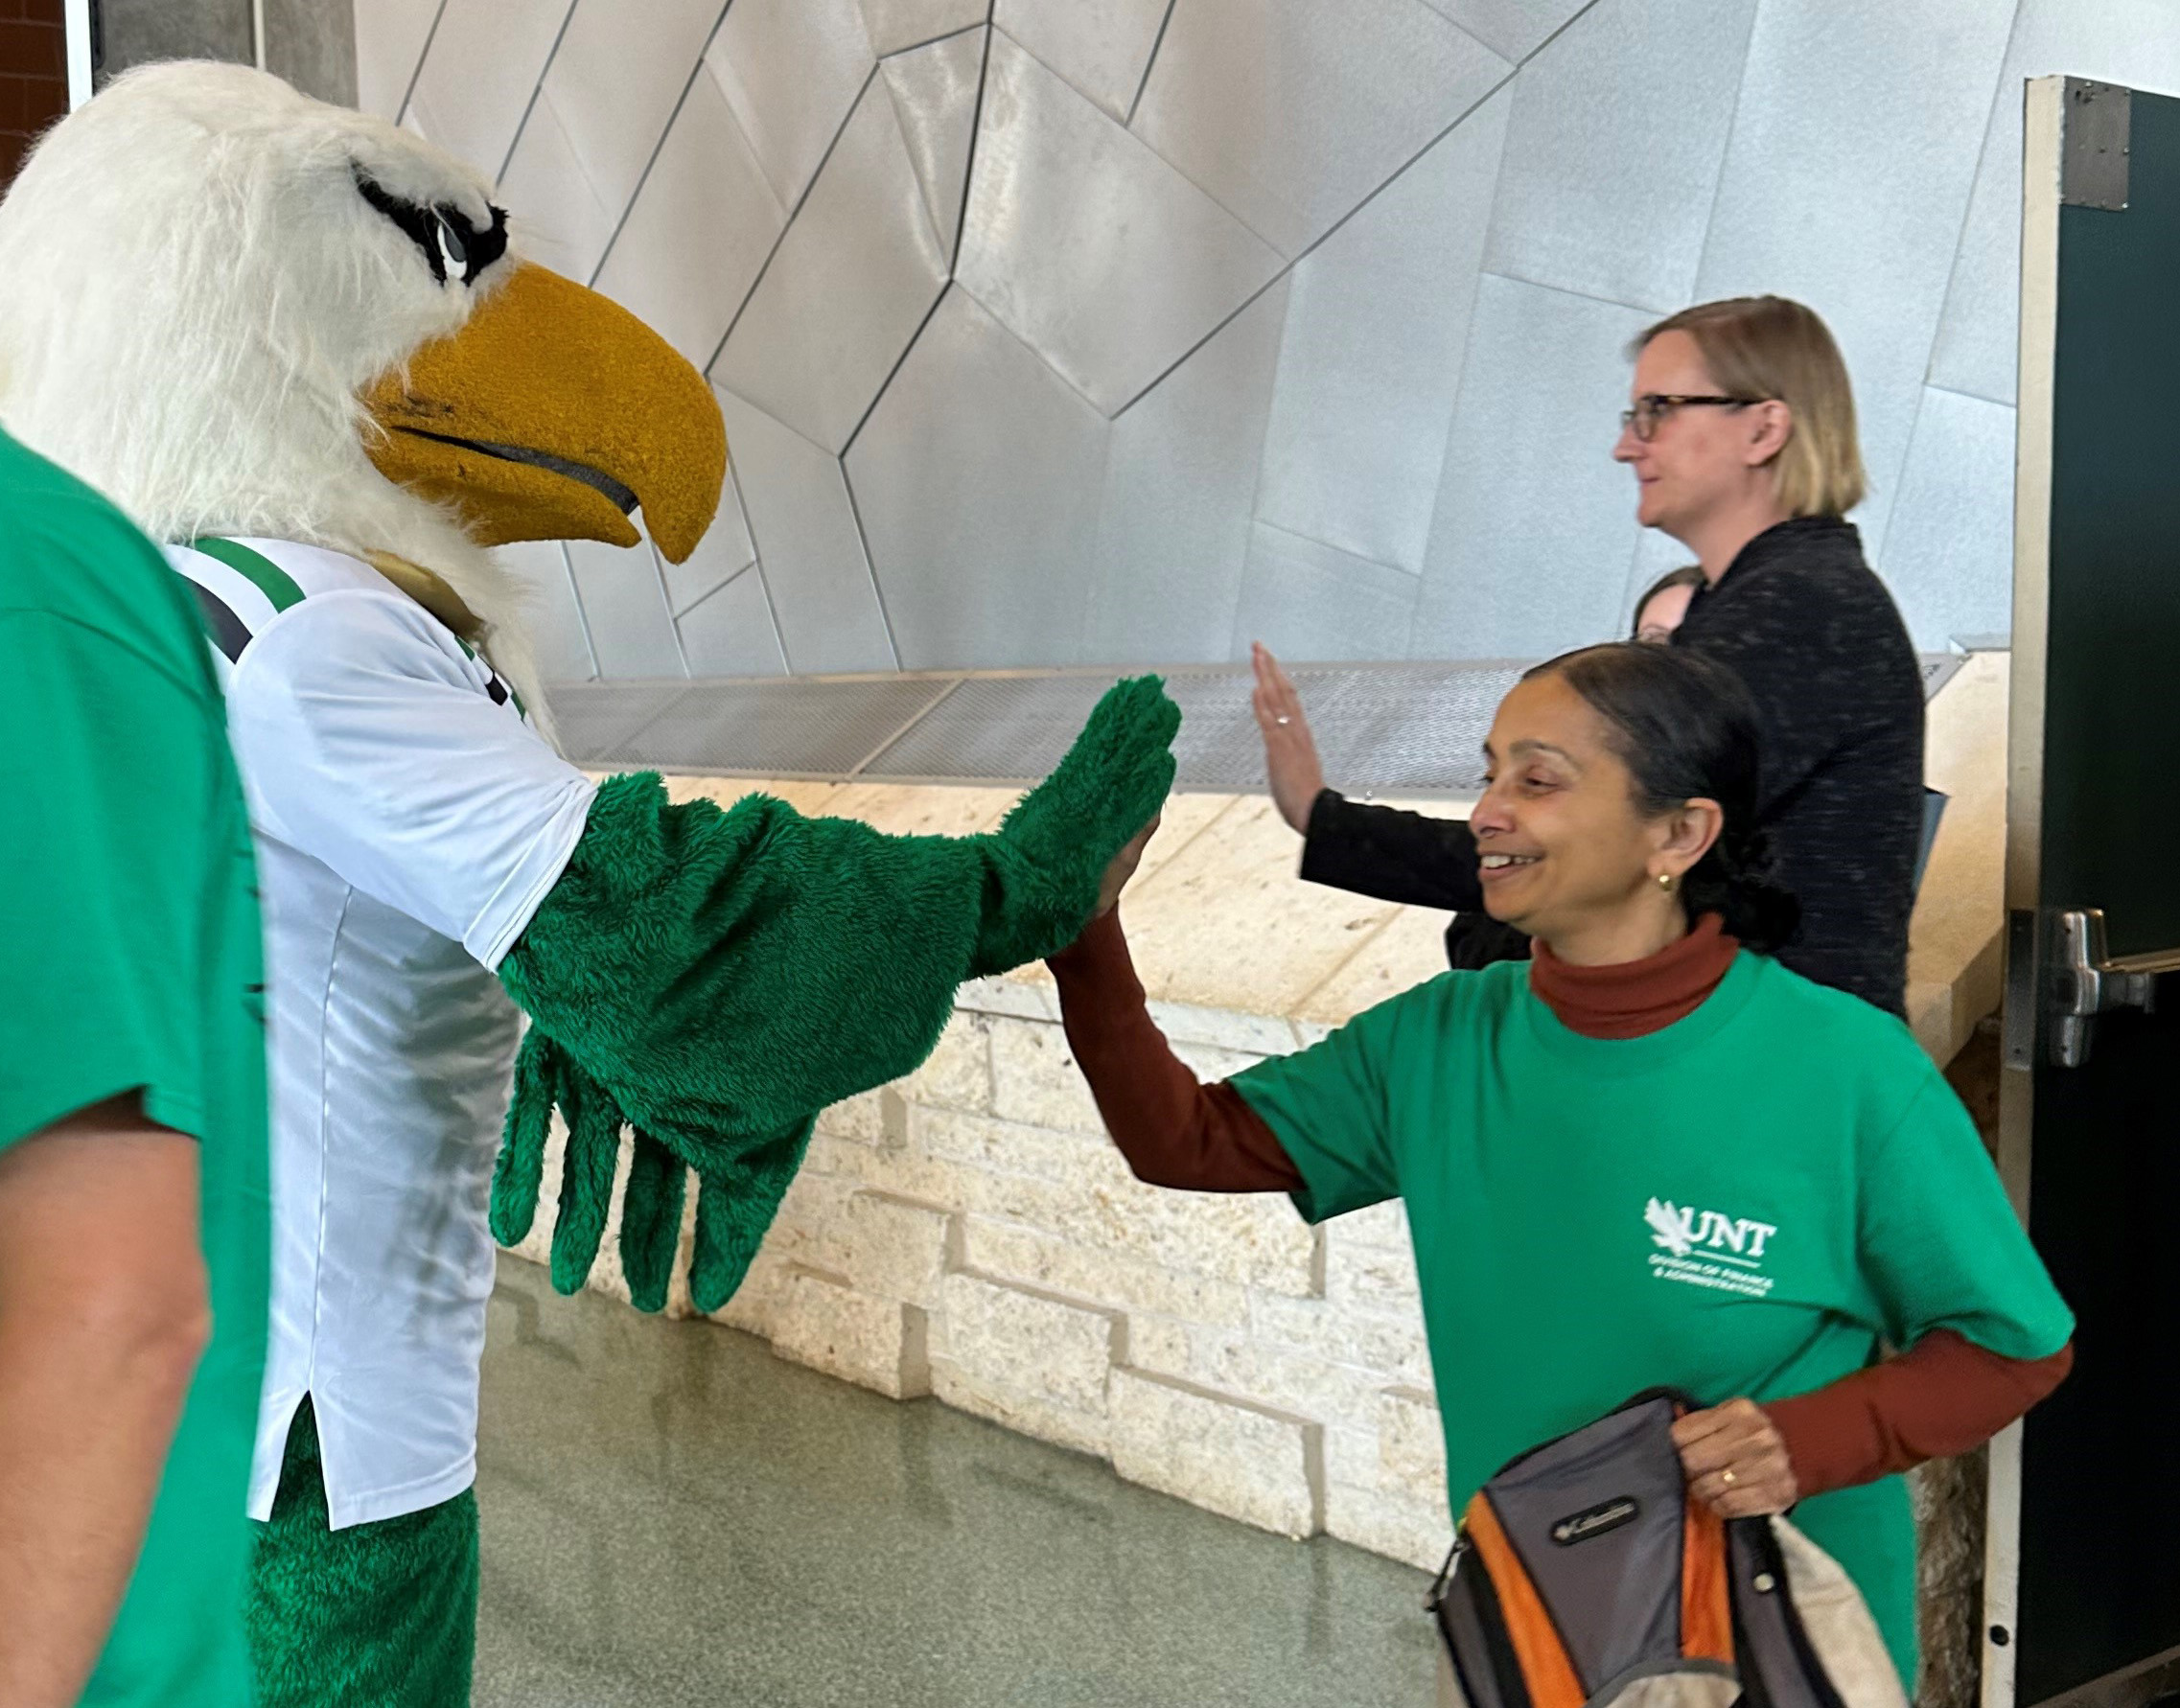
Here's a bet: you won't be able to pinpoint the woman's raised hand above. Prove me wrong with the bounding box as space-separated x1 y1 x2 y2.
1250 643 1327 835
1671 1397 1798 1518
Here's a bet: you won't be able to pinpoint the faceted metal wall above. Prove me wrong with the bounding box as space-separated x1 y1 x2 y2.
359 0 2180 682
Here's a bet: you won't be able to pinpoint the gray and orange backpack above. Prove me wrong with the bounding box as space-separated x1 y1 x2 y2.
1428 1391 1909 1708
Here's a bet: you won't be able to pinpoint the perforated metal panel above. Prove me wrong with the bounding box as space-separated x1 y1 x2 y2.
546 681 690 766
1254 662 1525 795
565 653 1969 790
610 675 959 776
1920 652 1966 699
864 673 1121 781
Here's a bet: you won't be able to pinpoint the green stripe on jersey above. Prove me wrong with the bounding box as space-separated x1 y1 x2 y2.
191 538 307 613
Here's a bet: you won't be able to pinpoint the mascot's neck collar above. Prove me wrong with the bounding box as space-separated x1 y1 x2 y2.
365 549 486 644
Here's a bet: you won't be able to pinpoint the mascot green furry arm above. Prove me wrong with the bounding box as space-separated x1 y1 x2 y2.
496 679 1178 1313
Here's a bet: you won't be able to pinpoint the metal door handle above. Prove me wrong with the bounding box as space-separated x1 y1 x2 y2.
2049 908 2180 1067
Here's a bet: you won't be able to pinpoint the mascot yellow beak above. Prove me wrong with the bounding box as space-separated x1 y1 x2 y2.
359 264 725 564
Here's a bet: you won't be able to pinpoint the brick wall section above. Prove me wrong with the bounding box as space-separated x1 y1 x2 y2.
507 975 1459 1571
0 0 66 193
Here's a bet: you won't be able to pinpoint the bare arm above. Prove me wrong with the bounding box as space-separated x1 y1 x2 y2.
0 1096 211 1708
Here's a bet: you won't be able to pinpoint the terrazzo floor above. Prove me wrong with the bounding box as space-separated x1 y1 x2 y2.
474 1255 1438 1707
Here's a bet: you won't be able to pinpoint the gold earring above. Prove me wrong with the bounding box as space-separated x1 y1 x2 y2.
1657 871 1678 893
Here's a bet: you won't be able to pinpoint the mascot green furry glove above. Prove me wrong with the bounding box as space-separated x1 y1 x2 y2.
0 61 1177 1708
494 676 1180 1312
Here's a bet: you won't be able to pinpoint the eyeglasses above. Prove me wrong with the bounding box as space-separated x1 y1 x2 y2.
1619 394 1762 442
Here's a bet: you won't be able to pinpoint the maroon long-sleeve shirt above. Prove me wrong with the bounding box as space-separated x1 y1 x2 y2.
1048 909 2071 1498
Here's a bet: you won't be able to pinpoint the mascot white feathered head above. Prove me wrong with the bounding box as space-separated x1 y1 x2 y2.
0 60 724 700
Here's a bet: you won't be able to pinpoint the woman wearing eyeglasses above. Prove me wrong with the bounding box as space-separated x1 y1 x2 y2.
1256 296 1925 1017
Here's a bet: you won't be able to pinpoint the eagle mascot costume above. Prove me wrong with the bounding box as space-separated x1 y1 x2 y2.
0 62 1177 1705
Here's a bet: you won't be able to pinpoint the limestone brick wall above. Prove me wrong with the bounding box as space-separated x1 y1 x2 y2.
506 656 2009 1583
721 982 1451 1565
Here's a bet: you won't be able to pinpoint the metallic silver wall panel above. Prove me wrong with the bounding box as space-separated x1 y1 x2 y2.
495 540 595 681
675 568 792 678
1481 0 1754 314
1254 88 1508 577
533 0 718 230
591 64 787 370
858 0 988 58
705 0 877 214
1927 2 2180 408
99 0 252 79
880 24 986 256
1693 0 2015 568
994 0 1171 121
658 484 757 616
1877 384 2016 650
1233 522 1421 664
1129 0 1509 259
387 0 2180 678
1410 0 1586 63
715 386 899 674
618 676 957 773
1411 272 1649 661
498 87 618 281
403 0 570 176
266 0 359 105
542 681 688 764
954 35 1284 416
711 78 951 453
846 289 1110 667
355 0 441 118
1083 279 1289 665
565 538 687 679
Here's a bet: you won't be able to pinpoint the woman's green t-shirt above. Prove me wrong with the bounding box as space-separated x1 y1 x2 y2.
1230 951 2071 1688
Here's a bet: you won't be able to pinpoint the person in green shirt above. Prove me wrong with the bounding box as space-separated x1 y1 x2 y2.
0 426 269 1707
1051 641 2073 1692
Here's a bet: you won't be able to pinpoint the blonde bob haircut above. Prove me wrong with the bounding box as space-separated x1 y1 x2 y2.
1634 296 1866 519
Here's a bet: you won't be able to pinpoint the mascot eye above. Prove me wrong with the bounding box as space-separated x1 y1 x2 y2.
353 169 510 289
433 211 468 277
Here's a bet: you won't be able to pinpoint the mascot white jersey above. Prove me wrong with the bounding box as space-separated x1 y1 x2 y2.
0 63 1179 1706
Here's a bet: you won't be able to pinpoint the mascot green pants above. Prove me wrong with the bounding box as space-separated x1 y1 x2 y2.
249 1406 479 1707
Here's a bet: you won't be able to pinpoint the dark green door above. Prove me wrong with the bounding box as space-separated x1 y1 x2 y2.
1994 76 2180 1708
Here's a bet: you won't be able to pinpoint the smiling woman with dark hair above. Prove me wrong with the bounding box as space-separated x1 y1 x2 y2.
1056 643 2069 1695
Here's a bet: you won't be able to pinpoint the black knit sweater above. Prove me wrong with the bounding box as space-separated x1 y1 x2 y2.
1299 518 1926 1015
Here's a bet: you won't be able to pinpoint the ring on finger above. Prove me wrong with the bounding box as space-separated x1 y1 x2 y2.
1720 1468 1737 1487
1275 715 1291 726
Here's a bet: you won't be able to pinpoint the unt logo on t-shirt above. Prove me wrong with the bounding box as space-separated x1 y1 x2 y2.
1644 1197 1778 1299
